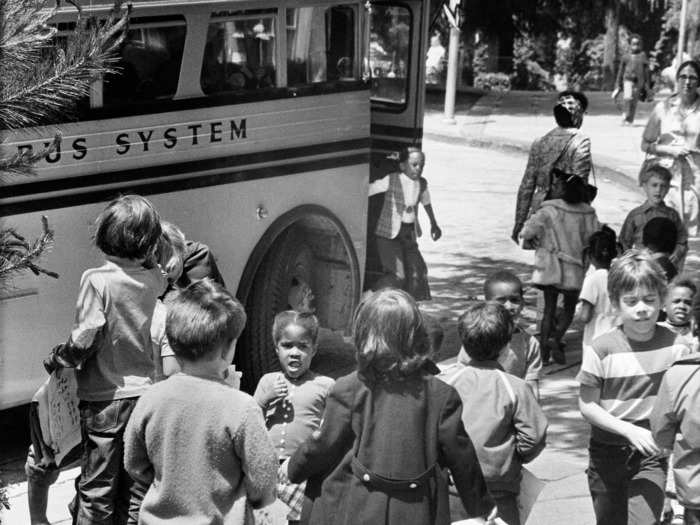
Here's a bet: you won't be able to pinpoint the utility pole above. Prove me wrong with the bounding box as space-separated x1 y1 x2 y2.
443 0 462 124
678 0 688 81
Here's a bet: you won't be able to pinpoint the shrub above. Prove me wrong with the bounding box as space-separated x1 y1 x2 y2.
474 72 511 92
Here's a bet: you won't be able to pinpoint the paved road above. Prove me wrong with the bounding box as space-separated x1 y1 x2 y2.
0 138 661 525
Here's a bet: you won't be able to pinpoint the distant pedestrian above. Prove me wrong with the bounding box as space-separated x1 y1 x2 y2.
576 225 620 355
287 288 496 525
578 250 692 525
457 271 542 397
520 170 600 364
439 302 547 525
642 60 700 234
254 311 334 524
512 90 591 244
124 280 278 523
369 146 441 300
619 165 687 270
44 195 165 525
612 34 650 125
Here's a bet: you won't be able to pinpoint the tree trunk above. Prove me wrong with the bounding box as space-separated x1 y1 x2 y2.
602 1 620 90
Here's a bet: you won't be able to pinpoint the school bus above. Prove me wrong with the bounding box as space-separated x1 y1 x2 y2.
0 0 434 404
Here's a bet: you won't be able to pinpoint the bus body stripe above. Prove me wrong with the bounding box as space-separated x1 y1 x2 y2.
0 152 369 217
2 138 370 199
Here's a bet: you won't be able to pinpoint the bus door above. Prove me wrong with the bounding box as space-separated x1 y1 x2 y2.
366 0 429 285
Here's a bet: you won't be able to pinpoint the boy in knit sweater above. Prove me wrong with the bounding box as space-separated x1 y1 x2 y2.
124 280 277 523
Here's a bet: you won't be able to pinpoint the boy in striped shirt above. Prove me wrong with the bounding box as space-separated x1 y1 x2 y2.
577 250 691 525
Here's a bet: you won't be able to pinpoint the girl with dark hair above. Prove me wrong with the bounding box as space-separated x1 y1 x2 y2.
520 171 600 364
642 60 700 235
512 90 592 243
577 225 620 354
287 288 495 525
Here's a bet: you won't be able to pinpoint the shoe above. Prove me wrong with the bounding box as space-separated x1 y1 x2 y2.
548 338 566 365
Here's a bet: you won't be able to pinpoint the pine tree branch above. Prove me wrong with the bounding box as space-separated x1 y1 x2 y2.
0 216 59 282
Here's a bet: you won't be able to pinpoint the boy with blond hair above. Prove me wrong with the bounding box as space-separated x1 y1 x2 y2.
578 250 692 525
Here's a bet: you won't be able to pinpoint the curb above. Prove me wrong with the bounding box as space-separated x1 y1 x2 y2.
423 126 643 197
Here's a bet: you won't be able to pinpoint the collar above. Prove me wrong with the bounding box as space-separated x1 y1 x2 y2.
640 200 668 212
457 347 504 370
105 255 147 270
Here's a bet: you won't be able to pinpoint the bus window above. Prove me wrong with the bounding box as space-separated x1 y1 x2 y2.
369 5 411 106
287 5 357 86
201 11 277 94
102 17 186 105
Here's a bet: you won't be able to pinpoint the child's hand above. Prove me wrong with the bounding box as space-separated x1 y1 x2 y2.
265 373 288 405
624 424 660 456
431 225 442 241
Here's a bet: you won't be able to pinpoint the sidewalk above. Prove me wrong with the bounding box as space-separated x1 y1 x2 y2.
424 89 656 191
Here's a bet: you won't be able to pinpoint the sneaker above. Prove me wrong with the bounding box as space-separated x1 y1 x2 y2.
549 339 566 365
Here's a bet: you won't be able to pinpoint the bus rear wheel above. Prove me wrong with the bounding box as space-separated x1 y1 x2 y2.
237 214 360 392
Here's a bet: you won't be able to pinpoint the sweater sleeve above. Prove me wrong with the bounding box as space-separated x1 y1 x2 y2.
512 383 548 463
123 398 154 488
618 212 635 252
288 378 355 485
650 371 678 451
438 388 495 519
520 207 546 241
234 401 278 507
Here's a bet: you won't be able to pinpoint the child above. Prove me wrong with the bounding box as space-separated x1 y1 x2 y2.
45 194 164 524
659 277 698 351
440 302 548 525
642 216 679 282
254 311 335 524
159 220 225 301
287 288 495 524
651 353 700 525
124 280 278 523
369 146 442 300
457 271 542 397
577 250 692 525
520 169 600 364
619 165 687 269
577 225 620 353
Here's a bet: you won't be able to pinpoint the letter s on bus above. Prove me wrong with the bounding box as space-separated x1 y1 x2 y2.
116 133 130 155
164 127 177 149
73 137 87 160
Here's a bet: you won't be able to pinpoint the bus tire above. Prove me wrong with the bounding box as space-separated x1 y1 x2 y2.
239 229 314 391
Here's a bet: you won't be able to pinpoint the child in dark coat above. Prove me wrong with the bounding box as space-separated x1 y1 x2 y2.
287 288 495 524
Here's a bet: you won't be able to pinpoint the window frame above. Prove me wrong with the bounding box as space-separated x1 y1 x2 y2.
367 0 414 113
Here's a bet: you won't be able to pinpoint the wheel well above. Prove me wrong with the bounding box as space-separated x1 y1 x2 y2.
236 204 361 315
235 205 361 390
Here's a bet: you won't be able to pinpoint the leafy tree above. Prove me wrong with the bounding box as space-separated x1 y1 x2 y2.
0 0 128 287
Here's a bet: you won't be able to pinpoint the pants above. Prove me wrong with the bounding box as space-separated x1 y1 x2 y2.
623 79 639 123
76 398 140 525
587 440 667 525
492 491 520 525
376 223 431 300
686 508 700 525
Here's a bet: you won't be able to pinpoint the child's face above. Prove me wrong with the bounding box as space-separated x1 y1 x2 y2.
401 152 425 180
485 281 523 321
615 286 662 339
664 285 694 325
275 323 317 379
550 176 565 199
643 175 670 206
